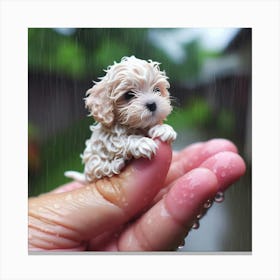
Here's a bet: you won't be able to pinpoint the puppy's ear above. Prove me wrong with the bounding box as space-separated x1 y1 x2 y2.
85 80 114 126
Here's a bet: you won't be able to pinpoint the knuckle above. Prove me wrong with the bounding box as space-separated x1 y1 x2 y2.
94 177 127 209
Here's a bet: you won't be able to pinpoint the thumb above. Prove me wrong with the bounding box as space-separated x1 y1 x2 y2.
28 140 172 250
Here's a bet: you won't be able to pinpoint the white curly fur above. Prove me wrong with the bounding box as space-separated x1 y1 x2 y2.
65 56 177 183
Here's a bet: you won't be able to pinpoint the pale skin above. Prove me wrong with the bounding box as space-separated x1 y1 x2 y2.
28 139 246 251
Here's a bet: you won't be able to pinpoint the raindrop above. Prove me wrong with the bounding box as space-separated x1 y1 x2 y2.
203 199 213 209
192 220 200 229
214 191 224 203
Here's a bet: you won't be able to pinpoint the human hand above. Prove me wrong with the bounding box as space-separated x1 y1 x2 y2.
28 139 246 251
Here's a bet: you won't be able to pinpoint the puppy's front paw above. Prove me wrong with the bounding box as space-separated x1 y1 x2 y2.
148 124 177 143
130 137 158 159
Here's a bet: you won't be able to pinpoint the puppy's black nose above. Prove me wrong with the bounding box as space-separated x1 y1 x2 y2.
146 102 157 112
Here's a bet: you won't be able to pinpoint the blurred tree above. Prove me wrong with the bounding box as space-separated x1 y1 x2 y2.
28 28 86 78
28 28 221 84
29 28 153 80
182 39 203 80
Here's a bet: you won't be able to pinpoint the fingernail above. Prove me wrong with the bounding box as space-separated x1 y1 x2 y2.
133 157 151 171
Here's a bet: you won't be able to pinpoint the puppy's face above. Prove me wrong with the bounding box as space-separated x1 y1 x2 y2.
113 57 172 129
85 56 173 129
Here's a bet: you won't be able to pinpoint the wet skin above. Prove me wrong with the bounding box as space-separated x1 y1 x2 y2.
28 139 246 251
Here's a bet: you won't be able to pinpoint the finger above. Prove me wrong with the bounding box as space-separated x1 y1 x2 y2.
166 139 238 185
28 141 172 250
114 153 245 251
200 151 246 191
49 181 84 194
171 142 203 162
88 140 240 250
88 226 124 251
116 168 218 251
152 139 238 203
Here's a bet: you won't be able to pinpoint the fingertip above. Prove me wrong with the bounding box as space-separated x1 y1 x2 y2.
132 140 172 174
204 138 239 155
200 151 246 191
119 140 172 215
165 168 218 224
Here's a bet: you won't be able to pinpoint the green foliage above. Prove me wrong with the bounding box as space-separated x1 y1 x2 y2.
182 39 203 80
166 98 213 130
28 28 222 83
166 98 236 141
216 109 235 136
93 38 131 71
28 28 86 78
29 117 92 196
28 28 153 80
28 122 39 139
54 40 86 77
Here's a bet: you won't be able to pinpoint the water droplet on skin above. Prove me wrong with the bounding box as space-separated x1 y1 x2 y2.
160 205 170 218
196 213 203 219
203 199 213 209
126 233 133 247
192 220 200 229
189 192 195 199
65 194 72 201
178 239 185 249
214 154 219 160
214 191 224 203
176 197 184 205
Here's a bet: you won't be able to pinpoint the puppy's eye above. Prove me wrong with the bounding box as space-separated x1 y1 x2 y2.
153 87 161 94
124 91 135 101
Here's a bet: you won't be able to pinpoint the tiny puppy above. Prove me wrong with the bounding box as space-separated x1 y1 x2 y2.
65 56 177 183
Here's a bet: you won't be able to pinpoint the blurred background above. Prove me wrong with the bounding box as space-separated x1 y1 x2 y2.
28 28 252 252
